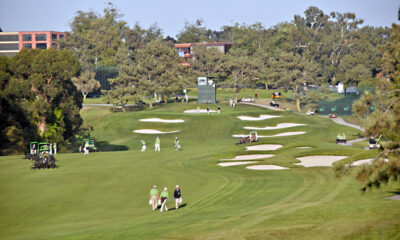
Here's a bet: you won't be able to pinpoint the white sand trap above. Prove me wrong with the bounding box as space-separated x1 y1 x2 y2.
184 109 217 113
244 123 306 130
295 155 348 167
246 165 289 170
274 131 306 137
233 131 306 138
295 147 312 149
246 144 283 151
351 159 374 166
351 158 388 166
133 129 179 134
139 118 184 123
221 154 274 161
218 161 258 167
237 115 281 121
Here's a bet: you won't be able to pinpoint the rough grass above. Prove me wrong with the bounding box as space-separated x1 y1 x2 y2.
0 103 399 240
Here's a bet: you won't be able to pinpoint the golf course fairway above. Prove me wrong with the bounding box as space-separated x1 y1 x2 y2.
0 103 399 240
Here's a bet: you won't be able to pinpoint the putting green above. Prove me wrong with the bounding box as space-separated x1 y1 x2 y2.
0 103 399 240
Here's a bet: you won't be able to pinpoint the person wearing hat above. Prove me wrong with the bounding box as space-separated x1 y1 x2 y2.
160 187 169 212
174 185 182 209
149 186 159 211
174 137 180 151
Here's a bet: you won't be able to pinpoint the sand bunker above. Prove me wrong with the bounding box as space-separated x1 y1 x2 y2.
221 154 274 161
295 147 312 149
133 129 179 134
139 118 184 123
351 158 388 166
218 161 258 167
184 109 217 113
244 123 306 130
351 159 374 166
246 165 289 170
233 131 306 138
246 144 283 151
295 155 348 167
237 115 281 121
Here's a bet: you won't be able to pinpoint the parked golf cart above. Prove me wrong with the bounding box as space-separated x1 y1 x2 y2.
25 141 39 160
270 101 279 107
271 92 282 99
30 142 57 169
236 131 259 144
79 137 99 152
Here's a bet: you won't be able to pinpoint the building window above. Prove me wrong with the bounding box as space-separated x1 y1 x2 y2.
0 43 19 50
22 34 32 41
36 34 47 41
52 34 57 41
23 43 32 49
0 35 19 41
52 43 57 49
36 43 47 49
59 34 64 39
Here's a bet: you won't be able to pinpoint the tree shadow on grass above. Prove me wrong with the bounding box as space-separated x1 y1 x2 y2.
388 188 400 195
96 141 129 152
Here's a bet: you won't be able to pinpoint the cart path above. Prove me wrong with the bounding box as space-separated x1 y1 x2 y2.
239 102 284 111
330 117 365 131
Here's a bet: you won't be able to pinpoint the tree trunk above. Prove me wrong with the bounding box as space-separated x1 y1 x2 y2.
234 75 239 103
121 104 127 112
164 95 168 104
37 117 47 137
296 98 301 112
83 93 87 101
148 95 153 108
265 82 268 90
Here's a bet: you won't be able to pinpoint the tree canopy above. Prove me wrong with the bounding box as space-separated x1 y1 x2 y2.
0 49 83 154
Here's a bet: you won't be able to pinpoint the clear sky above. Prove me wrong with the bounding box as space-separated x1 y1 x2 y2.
0 0 398 37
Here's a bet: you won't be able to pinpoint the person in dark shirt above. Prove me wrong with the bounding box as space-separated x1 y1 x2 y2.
369 136 376 145
174 185 182 209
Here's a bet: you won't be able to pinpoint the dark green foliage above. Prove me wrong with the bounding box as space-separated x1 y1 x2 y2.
347 12 400 189
0 49 83 155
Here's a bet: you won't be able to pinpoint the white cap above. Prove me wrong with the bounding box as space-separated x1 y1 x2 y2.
176 185 179 188
153 185 157 188
164 187 167 190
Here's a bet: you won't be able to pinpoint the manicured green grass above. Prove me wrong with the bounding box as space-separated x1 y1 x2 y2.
1 103 399 240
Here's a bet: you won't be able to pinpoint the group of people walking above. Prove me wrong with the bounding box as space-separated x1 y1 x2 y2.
141 137 180 152
149 185 182 212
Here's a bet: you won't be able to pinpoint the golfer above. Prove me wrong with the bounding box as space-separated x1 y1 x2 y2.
217 106 221 114
149 186 159 211
160 187 169 212
53 143 57 154
207 106 210 115
175 137 180 151
155 137 160 152
174 185 182 209
141 140 146 152
84 141 89 155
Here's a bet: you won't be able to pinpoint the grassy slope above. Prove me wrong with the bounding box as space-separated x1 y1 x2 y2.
0 103 399 240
